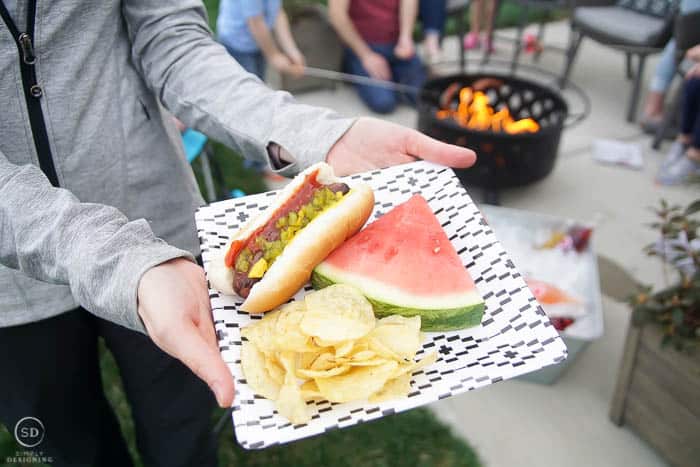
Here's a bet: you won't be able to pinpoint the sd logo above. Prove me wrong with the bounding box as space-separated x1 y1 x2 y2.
14 416 45 448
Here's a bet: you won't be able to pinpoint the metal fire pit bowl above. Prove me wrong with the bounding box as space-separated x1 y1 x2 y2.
418 71 585 190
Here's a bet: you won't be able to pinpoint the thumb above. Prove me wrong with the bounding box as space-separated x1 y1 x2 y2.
403 129 477 169
170 322 235 407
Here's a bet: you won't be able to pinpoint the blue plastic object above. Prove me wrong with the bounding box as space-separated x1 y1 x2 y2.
230 189 246 198
182 129 208 163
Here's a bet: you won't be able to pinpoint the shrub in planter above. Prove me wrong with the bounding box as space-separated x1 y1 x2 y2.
630 199 700 351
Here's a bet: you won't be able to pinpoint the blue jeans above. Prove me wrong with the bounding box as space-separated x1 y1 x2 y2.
343 43 426 114
649 0 700 93
681 78 700 148
420 0 447 36
224 44 266 80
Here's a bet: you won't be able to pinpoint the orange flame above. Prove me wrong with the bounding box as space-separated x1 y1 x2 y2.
436 87 540 134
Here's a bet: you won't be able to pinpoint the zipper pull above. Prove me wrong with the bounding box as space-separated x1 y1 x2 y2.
18 33 36 65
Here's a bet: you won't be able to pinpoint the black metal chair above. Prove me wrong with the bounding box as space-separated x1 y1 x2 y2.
652 10 700 148
560 0 679 122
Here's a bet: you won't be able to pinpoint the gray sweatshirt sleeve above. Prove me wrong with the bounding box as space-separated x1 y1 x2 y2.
122 0 355 176
0 154 194 332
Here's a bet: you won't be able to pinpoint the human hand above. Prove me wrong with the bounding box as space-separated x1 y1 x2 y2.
288 48 306 68
686 44 700 63
137 258 234 407
361 51 391 81
686 63 700 79
270 52 304 78
287 49 307 78
326 117 477 176
394 36 415 60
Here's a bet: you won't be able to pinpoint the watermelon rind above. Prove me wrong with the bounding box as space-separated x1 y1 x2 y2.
311 270 485 332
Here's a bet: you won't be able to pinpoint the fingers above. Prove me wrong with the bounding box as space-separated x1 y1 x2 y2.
403 129 477 169
378 62 391 81
366 56 391 81
169 321 235 407
289 64 305 78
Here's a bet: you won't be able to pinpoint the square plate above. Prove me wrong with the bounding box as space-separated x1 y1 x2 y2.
195 161 567 449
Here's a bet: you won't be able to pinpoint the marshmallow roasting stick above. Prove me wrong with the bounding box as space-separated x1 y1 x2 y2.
302 66 424 94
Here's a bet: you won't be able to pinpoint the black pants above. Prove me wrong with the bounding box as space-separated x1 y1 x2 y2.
0 309 218 467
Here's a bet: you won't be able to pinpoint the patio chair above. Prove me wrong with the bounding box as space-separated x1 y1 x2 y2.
560 0 679 122
651 10 700 149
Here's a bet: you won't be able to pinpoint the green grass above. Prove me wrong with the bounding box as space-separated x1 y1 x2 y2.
1 342 480 467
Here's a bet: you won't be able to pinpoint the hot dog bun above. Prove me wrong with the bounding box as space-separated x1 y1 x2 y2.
208 162 374 313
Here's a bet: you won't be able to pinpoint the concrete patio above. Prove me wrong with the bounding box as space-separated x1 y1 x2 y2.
288 19 694 467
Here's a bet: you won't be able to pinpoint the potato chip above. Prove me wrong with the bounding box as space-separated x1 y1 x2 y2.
297 365 351 379
369 315 422 360
300 380 324 400
369 373 412 403
276 373 310 425
299 350 323 370
272 302 317 352
264 356 285 385
301 285 375 344
277 350 297 374
349 350 376 361
364 336 401 360
392 351 438 379
238 285 439 425
315 360 398 403
313 336 337 348
309 352 337 371
240 342 280 400
334 341 354 358
347 358 390 367
241 311 278 352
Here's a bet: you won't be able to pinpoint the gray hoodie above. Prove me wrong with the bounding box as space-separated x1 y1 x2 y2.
0 0 353 331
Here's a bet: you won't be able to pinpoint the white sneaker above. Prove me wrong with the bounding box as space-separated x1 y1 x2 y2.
657 152 700 185
660 141 687 170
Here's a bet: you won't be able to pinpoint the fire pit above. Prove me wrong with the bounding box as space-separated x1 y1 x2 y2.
418 73 575 192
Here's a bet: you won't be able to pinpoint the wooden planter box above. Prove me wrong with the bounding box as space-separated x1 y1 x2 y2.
610 319 700 467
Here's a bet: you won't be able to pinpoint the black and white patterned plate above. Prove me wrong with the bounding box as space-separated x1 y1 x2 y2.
195 161 567 449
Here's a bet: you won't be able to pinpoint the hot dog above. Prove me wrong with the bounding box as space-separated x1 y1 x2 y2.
208 162 374 313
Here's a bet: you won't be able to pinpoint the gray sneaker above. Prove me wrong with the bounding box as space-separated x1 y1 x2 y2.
657 152 700 185
660 141 688 170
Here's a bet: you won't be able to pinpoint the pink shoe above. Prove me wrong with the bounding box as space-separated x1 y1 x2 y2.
463 32 481 50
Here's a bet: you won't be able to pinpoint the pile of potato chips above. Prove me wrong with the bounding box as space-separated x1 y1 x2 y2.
240 284 437 424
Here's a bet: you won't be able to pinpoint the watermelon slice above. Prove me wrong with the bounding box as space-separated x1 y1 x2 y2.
312 195 485 331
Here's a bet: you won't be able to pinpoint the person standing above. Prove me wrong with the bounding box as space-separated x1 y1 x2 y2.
0 0 476 465
463 0 497 52
419 0 447 64
329 0 427 114
217 0 305 80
